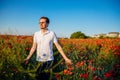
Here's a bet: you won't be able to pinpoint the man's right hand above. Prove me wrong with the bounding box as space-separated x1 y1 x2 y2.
24 59 29 65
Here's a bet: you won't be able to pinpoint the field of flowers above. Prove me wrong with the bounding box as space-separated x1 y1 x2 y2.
0 35 120 80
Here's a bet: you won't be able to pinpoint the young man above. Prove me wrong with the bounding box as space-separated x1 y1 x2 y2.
24 16 72 80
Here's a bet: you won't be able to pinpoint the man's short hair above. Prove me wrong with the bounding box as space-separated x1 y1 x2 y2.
40 16 50 24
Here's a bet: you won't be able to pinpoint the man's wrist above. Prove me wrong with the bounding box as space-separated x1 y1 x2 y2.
65 58 69 61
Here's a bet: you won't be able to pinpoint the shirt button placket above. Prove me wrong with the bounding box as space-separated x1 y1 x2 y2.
42 35 45 54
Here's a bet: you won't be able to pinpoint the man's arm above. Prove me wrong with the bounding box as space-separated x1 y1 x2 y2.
24 42 37 62
54 42 72 64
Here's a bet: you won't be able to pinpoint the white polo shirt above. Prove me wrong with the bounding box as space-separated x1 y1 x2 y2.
33 30 58 62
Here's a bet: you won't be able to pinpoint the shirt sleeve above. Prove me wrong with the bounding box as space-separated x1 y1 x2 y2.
53 32 58 43
33 33 37 43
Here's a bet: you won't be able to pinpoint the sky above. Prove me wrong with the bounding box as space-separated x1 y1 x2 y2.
0 0 120 38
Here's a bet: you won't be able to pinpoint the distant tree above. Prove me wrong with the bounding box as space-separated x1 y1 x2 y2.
70 31 87 39
99 35 104 39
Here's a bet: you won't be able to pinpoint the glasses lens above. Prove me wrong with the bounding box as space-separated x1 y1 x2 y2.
39 22 46 24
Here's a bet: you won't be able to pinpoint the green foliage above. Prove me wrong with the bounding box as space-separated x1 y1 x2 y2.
0 35 66 80
70 31 87 39
0 35 120 80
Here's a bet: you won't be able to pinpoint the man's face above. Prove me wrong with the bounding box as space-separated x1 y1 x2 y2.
39 19 48 29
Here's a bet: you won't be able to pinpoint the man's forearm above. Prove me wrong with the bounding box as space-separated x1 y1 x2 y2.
26 48 35 60
57 44 69 61
55 42 72 64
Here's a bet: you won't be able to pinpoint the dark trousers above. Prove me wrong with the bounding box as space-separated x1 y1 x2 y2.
35 61 53 80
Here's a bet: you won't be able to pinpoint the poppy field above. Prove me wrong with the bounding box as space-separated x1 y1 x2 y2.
0 35 120 80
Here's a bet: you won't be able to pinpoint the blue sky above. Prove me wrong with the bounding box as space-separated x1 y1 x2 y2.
0 0 120 37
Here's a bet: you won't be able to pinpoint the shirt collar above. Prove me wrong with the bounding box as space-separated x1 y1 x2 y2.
40 29 50 35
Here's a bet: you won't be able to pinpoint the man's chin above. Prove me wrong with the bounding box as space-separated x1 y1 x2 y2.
41 27 48 29
41 28 45 29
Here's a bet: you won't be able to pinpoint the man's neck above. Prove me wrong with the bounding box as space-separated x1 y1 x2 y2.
41 28 48 33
